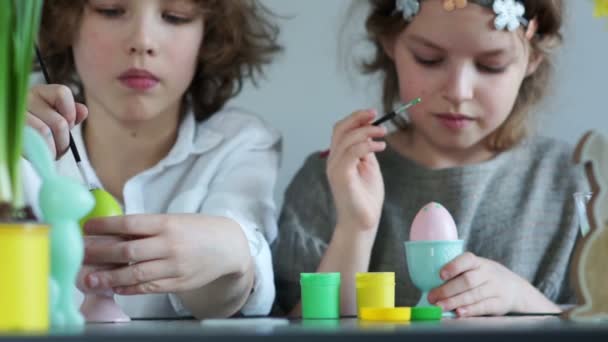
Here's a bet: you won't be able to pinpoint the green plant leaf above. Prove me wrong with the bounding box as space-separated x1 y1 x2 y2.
7 0 43 209
0 0 13 203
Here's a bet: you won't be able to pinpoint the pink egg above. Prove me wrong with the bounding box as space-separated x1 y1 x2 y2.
409 202 458 241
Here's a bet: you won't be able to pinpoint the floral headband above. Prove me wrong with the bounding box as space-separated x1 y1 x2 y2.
395 0 529 32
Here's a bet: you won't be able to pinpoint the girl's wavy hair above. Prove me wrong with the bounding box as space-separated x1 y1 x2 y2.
361 0 563 151
38 0 282 122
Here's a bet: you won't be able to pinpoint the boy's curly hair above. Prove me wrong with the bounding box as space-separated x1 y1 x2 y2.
362 0 563 151
38 0 282 122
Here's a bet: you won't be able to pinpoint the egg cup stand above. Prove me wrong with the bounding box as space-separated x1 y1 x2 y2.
22 127 95 328
404 240 465 318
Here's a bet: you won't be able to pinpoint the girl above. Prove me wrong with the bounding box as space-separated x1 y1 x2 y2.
273 0 587 317
26 0 281 319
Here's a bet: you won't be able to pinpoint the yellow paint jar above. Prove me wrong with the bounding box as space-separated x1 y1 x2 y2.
0 223 50 332
356 272 395 317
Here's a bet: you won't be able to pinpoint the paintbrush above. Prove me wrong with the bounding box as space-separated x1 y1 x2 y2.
34 46 96 189
320 97 421 158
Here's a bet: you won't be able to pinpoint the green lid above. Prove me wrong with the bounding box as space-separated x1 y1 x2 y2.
411 306 442 321
300 272 341 286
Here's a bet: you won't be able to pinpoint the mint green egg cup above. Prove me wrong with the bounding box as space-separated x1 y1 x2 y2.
300 273 340 320
404 240 464 310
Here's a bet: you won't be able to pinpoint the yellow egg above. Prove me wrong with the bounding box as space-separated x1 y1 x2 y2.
79 189 123 231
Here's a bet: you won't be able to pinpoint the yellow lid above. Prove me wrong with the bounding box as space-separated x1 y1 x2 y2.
360 307 411 322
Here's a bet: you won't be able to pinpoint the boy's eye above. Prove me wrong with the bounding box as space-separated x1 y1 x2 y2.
162 13 194 24
95 7 124 18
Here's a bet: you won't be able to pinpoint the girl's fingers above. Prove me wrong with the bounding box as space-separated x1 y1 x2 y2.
455 297 503 318
428 268 485 303
26 113 57 159
340 140 386 168
332 125 387 160
331 110 376 147
440 252 481 281
434 281 493 312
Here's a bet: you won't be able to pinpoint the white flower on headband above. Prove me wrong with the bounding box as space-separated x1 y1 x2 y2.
394 0 528 32
396 0 420 22
493 0 527 31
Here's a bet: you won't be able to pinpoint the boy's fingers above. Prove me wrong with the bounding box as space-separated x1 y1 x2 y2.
75 102 89 125
31 84 77 127
26 113 57 159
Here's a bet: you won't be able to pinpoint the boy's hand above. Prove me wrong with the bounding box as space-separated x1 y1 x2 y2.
27 84 88 159
79 214 252 295
77 235 125 295
427 252 559 317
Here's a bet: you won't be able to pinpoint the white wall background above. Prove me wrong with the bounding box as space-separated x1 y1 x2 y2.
231 0 608 206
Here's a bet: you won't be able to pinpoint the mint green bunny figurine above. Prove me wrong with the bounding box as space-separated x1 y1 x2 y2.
22 127 94 328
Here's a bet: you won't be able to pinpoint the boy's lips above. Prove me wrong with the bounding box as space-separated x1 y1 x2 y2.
118 68 159 90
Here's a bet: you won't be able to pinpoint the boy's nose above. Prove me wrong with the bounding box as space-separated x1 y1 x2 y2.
126 16 158 57
129 45 155 56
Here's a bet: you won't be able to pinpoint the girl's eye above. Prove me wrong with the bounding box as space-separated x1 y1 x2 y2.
95 8 124 18
414 55 443 67
477 64 507 74
162 13 194 24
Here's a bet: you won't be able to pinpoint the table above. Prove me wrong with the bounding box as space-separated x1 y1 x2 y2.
2 316 608 341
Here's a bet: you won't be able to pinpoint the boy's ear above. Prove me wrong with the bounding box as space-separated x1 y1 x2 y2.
381 35 396 61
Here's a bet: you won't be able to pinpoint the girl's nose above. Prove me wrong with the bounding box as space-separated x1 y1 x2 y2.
442 64 475 105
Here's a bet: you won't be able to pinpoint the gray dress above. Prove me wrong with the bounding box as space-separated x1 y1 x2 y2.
272 136 588 313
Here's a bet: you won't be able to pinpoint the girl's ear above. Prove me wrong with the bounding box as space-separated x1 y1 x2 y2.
381 35 396 61
524 18 542 76
526 52 544 77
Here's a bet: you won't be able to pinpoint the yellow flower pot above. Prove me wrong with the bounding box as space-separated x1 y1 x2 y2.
0 223 49 332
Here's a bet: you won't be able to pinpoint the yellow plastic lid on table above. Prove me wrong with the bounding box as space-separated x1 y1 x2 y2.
359 307 411 322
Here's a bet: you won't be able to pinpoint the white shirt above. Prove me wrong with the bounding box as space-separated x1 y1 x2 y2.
23 106 281 318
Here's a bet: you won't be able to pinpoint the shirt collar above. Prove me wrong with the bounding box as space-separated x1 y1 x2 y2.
71 109 224 176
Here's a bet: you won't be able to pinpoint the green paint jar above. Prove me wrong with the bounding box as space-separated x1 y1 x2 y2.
300 273 340 319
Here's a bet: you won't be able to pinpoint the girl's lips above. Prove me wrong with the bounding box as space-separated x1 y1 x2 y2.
435 113 474 130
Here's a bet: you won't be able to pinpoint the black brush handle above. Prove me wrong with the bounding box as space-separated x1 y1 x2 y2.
35 46 82 163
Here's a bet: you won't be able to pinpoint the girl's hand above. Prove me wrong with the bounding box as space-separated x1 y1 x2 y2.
80 214 252 295
326 110 387 231
427 252 559 317
27 84 88 159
